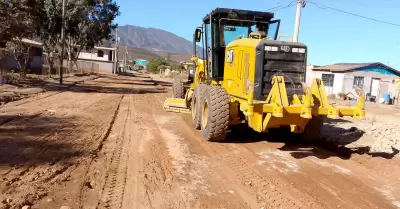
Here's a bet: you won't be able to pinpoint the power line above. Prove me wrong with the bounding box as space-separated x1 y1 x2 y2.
307 1 400 27
266 1 297 12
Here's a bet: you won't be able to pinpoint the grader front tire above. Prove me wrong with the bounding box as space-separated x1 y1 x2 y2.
191 84 206 130
172 78 185 99
302 116 325 141
200 86 230 142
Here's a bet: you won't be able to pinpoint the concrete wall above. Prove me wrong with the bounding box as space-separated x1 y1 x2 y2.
306 69 344 95
74 59 114 74
79 50 114 62
306 65 400 98
340 66 398 98
0 55 42 72
64 60 114 74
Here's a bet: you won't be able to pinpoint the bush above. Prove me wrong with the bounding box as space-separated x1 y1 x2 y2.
147 58 168 73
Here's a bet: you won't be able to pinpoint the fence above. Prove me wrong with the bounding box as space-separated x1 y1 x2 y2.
42 55 99 76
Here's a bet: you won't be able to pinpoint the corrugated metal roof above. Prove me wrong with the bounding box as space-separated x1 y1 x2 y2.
313 62 398 74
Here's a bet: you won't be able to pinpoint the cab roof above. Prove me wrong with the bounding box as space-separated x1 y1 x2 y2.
202 8 275 23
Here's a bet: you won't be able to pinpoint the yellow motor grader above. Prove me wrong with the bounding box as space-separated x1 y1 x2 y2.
164 8 366 141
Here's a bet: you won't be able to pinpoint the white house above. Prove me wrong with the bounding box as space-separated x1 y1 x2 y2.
306 62 400 100
77 46 116 73
78 46 116 62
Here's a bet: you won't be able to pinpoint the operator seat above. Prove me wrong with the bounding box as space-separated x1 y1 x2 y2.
249 31 267 39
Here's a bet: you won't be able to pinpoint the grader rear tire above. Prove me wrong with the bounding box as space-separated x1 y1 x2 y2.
302 116 325 141
191 84 206 130
200 86 230 142
172 78 185 99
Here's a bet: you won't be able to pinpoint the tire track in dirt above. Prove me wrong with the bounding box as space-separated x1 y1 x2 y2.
0 81 124 208
125 92 239 208
240 136 400 208
152 90 322 208
179 117 318 209
76 95 124 209
154 94 252 206
97 96 130 209
80 83 170 209
131 93 182 209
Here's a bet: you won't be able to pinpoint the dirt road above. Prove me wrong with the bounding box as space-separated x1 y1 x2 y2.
0 73 399 209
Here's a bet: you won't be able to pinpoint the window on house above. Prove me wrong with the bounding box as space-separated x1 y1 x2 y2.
321 74 335 87
353 76 364 88
97 50 104 57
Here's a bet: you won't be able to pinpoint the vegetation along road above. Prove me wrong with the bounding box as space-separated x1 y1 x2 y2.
0 73 399 209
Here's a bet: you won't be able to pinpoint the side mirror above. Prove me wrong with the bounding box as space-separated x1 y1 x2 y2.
194 28 201 42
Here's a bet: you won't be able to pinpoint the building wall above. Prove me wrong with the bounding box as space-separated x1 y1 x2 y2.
306 70 344 95
75 59 114 74
342 66 399 98
306 65 314 86
79 50 113 62
307 65 400 98
61 59 114 74
0 46 43 73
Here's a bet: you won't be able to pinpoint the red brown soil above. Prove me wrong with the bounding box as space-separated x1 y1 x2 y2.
0 73 399 209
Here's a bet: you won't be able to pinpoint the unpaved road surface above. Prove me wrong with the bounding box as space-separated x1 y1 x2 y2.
1 73 399 209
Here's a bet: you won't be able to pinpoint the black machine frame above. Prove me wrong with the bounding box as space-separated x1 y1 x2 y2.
192 8 281 82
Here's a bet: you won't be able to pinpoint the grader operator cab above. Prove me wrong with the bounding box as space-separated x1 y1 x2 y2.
164 8 366 141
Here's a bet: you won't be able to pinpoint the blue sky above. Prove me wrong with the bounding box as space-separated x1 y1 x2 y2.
115 0 400 68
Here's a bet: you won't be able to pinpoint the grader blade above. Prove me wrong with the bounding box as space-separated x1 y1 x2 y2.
163 98 191 114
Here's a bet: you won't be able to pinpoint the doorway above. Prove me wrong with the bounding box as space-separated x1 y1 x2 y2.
370 78 380 97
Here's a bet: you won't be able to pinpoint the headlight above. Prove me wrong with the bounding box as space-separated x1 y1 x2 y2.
292 48 306 53
265 46 278 51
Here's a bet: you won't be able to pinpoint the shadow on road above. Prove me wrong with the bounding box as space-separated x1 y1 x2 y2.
16 73 168 95
0 115 87 166
220 118 398 160
152 80 173 87
94 80 157 86
67 84 167 94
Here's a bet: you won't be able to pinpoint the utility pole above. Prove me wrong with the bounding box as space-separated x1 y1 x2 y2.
114 28 118 74
59 0 66 84
124 46 127 72
293 0 305 42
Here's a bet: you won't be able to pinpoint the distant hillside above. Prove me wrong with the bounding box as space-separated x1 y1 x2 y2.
114 45 192 63
117 25 194 54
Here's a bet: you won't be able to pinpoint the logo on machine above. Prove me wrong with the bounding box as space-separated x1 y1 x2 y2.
226 49 234 64
280 45 290 52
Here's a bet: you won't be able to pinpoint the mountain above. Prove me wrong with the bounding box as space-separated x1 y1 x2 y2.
114 45 192 63
117 25 194 55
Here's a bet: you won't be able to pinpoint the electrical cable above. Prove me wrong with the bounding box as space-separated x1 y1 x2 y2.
266 1 297 12
307 1 400 27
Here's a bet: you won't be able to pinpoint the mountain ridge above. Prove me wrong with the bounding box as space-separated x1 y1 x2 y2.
116 25 195 55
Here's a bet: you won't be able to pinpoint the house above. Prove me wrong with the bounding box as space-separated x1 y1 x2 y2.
0 38 43 73
307 62 400 100
77 46 116 74
78 46 115 62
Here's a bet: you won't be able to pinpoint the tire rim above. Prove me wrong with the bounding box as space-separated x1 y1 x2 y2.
202 99 208 128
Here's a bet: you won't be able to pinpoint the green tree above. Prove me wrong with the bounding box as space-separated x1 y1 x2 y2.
0 0 39 43
36 0 120 81
0 0 40 76
148 58 167 73
65 0 120 73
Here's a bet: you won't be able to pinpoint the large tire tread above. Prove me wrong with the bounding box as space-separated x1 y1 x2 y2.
192 84 207 130
201 86 230 142
172 78 185 99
